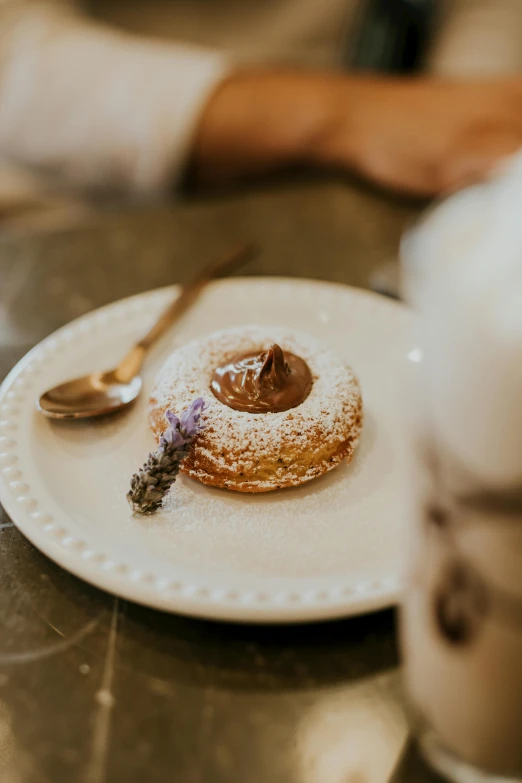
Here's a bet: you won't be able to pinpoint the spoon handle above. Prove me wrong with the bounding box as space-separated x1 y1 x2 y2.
115 243 256 383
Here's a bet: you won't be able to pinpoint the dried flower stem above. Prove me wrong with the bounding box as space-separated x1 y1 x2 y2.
127 398 207 514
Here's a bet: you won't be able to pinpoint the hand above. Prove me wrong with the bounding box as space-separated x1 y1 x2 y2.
316 77 522 195
193 71 522 196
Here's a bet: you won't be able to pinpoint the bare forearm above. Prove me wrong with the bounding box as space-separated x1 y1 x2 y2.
192 69 522 197
191 70 352 183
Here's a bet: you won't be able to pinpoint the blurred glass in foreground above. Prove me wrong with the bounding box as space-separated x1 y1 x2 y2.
400 154 522 782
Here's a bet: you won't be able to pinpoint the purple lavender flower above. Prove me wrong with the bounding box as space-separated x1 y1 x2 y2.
127 398 207 515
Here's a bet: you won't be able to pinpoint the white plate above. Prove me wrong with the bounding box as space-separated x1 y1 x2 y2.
0 278 414 623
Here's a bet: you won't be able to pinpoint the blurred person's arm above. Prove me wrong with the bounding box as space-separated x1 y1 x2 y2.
428 0 522 76
1 2 522 200
192 0 522 195
194 70 522 195
0 0 229 194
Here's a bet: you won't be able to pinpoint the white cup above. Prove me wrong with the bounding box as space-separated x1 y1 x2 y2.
400 161 522 783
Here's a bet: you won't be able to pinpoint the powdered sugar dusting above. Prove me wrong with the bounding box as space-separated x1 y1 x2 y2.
149 326 362 491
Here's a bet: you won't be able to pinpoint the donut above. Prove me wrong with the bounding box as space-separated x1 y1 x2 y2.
149 326 363 493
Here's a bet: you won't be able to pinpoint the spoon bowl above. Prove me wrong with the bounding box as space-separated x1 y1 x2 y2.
38 372 143 419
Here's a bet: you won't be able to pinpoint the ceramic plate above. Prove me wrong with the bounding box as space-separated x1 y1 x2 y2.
0 278 415 623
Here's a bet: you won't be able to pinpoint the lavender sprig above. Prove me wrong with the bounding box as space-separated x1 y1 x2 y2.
127 398 207 514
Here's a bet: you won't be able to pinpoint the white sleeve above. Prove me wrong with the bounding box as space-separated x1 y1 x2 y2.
0 2 230 194
427 0 522 77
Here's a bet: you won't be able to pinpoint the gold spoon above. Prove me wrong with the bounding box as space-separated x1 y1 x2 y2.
37 243 256 420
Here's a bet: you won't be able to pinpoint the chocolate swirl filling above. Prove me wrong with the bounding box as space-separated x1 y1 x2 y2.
211 344 313 413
